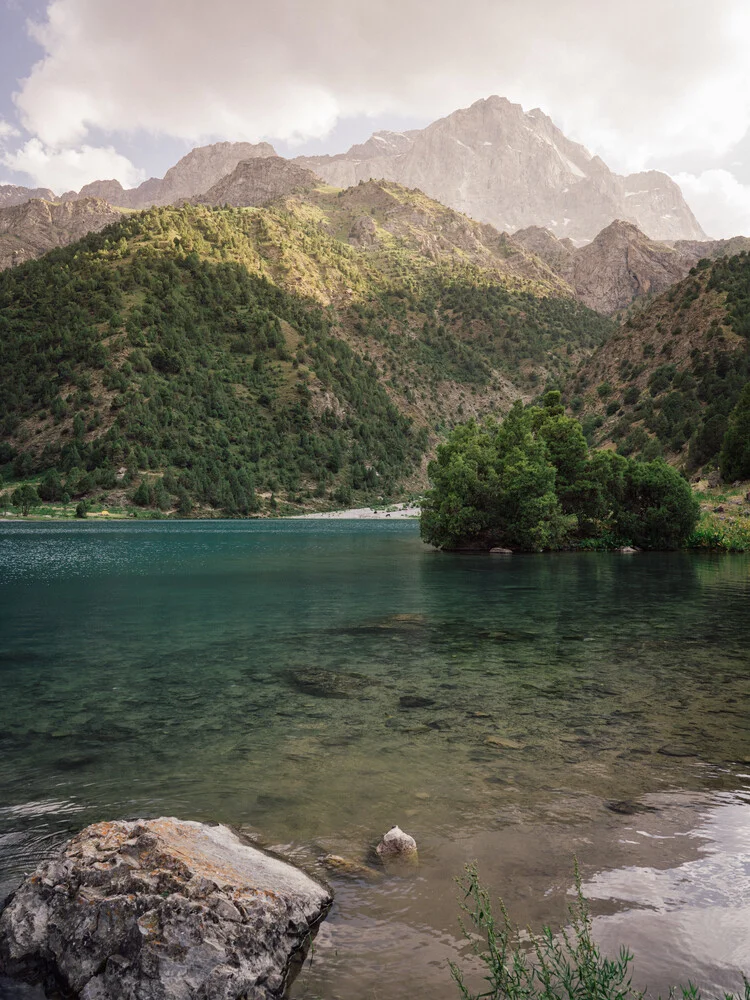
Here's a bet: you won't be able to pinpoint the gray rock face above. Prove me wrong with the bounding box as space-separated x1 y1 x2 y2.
0 198 122 271
0 817 332 1000
59 142 279 209
0 184 57 209
563 219 690 314
512 220 750 314
195 156 319 207
296 96 706 243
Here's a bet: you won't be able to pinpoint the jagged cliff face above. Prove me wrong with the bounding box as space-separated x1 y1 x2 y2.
0 184 56 208
512 220 750 314
296 97 707 243
563 220 691 313
196 156 319 207
0 198 122 271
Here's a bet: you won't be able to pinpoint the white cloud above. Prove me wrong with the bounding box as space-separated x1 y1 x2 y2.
2 138 143 193
5 0 750 228
13 0 750 175
673 170 750 239
0 120 20 142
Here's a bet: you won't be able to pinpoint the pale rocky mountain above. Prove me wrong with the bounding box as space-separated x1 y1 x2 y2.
195 156 319 207
0 197 121 271
0 183 56 208
295 96 707 243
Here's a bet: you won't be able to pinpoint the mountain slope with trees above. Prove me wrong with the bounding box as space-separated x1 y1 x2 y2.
0 189 613 516
567 252 750 475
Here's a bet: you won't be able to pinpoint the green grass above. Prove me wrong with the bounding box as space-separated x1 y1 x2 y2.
688 511 750 552
452 864 749 1000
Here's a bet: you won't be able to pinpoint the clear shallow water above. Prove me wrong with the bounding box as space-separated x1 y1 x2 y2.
0 521 749 998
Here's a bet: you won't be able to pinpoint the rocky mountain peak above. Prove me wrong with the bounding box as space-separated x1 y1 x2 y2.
196 156 319 207
562 218 690 313
294 96 706 243
511 225 576 272
0 183 57 208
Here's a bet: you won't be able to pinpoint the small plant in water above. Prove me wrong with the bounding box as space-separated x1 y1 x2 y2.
451 863 749 1000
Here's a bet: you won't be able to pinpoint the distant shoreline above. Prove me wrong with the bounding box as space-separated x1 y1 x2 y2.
289 504 421 520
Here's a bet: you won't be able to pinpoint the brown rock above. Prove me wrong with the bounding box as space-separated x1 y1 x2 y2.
0 197 121 271
195 156 319 208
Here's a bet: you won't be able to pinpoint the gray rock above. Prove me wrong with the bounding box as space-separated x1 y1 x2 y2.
376 825 417 859
617 546 639 553
489 547 513 554
0 817 332 1000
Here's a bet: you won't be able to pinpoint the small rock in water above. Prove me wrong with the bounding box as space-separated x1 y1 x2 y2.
319 854 382 882
617 546 639 553
489 547 513 554
606 799 659 815
376 825 418 860
399 695 435 709
485 736 523 749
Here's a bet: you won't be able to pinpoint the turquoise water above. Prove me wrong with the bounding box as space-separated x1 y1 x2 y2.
1 521 749 998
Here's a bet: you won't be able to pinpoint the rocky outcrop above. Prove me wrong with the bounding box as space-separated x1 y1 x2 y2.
511 225 576 272
0 816 332 1000
196 156 319 207
296 96 707 243
511 219 750 314
59 142 279 209
563 219 690 313
0 197 121 271
376 825 417 859
0 183 57 208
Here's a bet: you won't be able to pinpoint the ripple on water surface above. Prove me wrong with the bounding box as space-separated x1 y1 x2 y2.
0 521 749 998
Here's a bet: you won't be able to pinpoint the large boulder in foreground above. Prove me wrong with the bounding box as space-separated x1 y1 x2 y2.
0 817 332 1000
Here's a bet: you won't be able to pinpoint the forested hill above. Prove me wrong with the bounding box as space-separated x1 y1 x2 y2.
567 252 750 474
0 186 612 516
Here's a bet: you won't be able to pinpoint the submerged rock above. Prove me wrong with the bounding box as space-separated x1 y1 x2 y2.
489 547 513 554
318 854 382 882
0 816 332 1000
399 695 435 709
484 736 524 749
376 825 418 860
284 665 370 699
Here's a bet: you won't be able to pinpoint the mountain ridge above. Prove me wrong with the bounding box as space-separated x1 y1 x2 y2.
1 96 706 243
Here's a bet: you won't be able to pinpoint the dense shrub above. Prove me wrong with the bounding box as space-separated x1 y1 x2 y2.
420 393 699 551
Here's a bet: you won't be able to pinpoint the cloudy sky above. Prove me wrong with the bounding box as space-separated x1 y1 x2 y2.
1 0 750 236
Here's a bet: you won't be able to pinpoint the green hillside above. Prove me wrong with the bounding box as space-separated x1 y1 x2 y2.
0 187 612 516
568 252 750 475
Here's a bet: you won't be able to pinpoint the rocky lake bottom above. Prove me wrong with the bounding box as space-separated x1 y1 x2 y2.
0 520 749 999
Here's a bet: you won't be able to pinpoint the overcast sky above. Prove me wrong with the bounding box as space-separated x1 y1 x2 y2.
1 0 750 236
